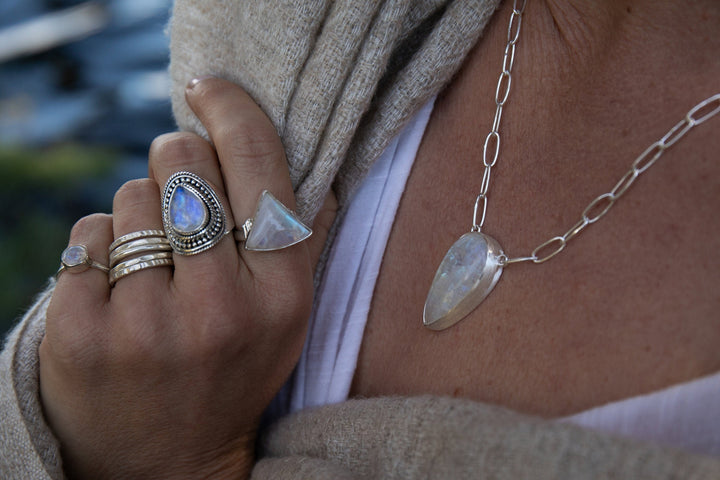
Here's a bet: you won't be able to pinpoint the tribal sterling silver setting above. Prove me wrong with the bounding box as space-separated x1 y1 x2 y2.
56 245 110 278
423 0 720 330
162 171 233 255
235 190 312 251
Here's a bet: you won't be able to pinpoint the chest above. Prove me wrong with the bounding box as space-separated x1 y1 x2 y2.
349 95 720 417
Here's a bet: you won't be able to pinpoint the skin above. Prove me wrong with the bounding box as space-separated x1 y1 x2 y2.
40 78 337 479
38 0 720 477
352 0 720 416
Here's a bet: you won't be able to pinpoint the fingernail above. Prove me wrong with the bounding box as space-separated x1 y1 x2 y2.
186 75 216 90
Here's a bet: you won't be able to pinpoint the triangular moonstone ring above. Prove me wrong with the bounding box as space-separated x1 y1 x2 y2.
423 232 504 331
244 191 312 251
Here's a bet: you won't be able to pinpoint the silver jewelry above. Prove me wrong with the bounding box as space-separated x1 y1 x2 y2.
423 0 720 330
109 229 166 252
108 230 174 285
109 252 174 286
233 190 312 251
56 245 110 278
109 237 171 267
162 171 233 255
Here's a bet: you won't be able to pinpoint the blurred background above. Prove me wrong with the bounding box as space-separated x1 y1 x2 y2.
0 0 175 336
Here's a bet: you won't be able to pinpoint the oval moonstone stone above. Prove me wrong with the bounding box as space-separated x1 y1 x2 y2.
169 185 208 234
423 232 504 330
61 245 88 267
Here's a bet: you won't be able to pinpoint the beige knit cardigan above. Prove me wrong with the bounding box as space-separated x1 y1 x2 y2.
2 1 720 478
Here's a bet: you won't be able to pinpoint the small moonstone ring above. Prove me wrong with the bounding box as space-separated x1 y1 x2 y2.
162 171 234 255
56 245 110 278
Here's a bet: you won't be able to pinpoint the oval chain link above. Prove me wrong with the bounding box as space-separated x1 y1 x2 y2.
473 0 526 230
468 0 719 266
503 93 720 265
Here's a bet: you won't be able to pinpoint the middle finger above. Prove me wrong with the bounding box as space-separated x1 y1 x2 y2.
148 132 241 287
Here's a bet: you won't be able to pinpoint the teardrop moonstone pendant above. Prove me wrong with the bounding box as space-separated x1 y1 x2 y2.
423 232 504 330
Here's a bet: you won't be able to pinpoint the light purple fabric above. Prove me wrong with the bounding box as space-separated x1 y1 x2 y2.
289 98 436 413
562 371 720 456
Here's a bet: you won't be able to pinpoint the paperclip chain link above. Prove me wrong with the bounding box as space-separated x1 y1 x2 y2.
468 0 720 267
502 93 720 265
472 0 527 232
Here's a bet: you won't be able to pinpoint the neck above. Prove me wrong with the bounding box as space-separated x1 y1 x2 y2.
539 0 720 76
431 0 720 250
448 0 720 152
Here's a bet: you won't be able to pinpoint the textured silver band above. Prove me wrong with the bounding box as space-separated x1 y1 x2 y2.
108 229 166 252
108 230 175 285
108 252 174 286
109 237 171 268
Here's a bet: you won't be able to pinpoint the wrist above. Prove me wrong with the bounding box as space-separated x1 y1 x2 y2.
63 433 256 480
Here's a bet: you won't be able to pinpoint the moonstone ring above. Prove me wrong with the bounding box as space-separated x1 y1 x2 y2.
56 245 110 278
162 171 233 255
234 190 312 251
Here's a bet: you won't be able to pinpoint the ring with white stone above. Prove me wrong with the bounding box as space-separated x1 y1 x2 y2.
161 171 233 255
233 190 312 251
56 245 110 278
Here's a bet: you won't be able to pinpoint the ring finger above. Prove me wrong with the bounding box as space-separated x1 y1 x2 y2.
109 178 173 295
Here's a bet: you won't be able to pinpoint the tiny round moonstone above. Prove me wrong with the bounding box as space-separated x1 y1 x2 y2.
61 245 88 267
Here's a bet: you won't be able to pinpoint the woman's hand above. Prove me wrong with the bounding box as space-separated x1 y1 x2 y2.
39 77 336 479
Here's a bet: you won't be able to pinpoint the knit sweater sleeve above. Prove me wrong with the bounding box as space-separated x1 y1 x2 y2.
0 282 64 480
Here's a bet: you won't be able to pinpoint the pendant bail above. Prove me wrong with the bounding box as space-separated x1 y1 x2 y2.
472 193 488 232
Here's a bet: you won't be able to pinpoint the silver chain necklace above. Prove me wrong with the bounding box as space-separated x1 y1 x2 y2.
423 0 720 330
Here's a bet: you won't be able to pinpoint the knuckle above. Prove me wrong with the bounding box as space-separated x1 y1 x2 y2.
113 178 158 206
178 302 242 361
70 213 112 238
149 132 213 170
108 302 171 363
256 272 313 328
45 299 105 367
221 123 284 173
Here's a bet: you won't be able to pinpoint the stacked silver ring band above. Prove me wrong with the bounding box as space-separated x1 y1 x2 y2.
109 230 174 286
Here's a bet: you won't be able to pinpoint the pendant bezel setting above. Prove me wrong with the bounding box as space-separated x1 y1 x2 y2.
423 231 504 331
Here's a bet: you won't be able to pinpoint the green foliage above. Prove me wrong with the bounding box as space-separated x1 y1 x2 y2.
0 143 115 189
0 143 119 336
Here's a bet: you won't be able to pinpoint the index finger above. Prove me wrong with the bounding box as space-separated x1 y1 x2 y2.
184 77 311 271
185 77 296 221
